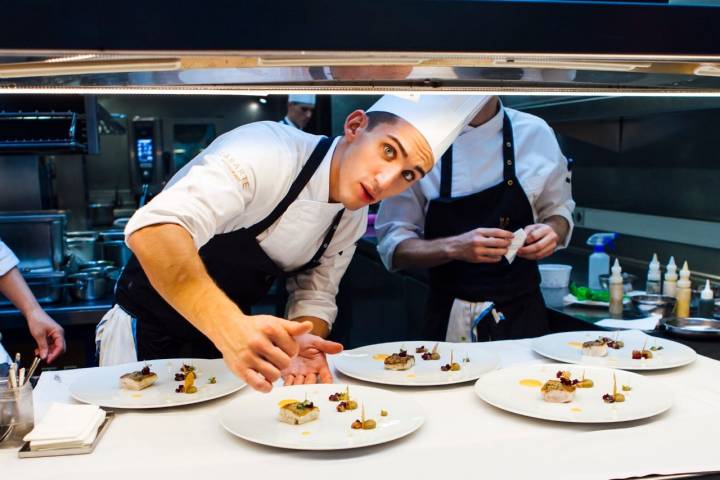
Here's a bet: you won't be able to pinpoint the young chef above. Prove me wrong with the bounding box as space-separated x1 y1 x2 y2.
0 239 66 364
98 94 489 392
375 96 575 342
279 94 316 130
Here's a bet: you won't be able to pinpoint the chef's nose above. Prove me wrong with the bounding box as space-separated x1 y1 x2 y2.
374 165 398 192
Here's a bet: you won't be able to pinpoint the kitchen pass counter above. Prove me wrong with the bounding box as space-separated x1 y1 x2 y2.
4 338 720 480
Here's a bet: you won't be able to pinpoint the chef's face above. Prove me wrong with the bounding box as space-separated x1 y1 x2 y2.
332 110 433 210
287 102 314 129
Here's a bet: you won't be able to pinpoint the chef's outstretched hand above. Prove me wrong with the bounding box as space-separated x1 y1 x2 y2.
449 228 513 263
282 334 344 385
26 308 66 364
215 315 313 393
517 223 558 260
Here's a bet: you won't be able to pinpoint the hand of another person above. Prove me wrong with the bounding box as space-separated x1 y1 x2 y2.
517 223 559 260
26 309 66 363
213 315 313 393
282 333 344 385
448 228 514 263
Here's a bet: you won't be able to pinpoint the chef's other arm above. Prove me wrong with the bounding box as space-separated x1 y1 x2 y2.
517 144 575 261
375 184 514 271
0 243 65 363
128 224 312 392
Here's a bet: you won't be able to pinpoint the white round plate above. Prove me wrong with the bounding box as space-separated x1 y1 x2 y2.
474 363 673 423
219 383 425 450
333 341 500 386
532 330 696 371
69 358 246 409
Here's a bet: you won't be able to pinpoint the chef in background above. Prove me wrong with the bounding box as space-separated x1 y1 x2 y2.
97 94 489 392
0 239 66 364
376 96 575 342
279 94 316 130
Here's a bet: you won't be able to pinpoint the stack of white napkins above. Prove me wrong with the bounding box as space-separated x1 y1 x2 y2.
23 402 106 451
504 228 527 264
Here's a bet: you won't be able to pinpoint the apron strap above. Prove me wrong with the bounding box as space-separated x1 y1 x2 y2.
285 208 345 276
502 112 517 183
248 136 334 237
439 146 453 199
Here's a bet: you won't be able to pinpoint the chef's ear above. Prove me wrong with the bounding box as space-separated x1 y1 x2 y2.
343 110 369 141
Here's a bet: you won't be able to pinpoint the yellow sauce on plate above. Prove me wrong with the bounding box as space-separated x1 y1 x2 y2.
518 379 543 388
571 407 583 413
373 354 389 361
277 399 300 408
131 394 142 398
567 341 583 349
406 374 417 379
301 431 311 436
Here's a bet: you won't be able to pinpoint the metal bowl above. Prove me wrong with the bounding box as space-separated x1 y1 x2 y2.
661 317 720 339
631 294 677 317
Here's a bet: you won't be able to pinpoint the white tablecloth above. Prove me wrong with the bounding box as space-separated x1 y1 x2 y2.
3 338 720 480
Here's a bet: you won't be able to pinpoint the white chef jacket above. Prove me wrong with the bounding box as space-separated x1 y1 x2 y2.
125 121 367 327
375 105 575 273
0 239 20 277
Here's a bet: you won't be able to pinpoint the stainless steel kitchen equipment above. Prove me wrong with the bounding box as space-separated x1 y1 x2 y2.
599 273 638 293
66 234 99 265
66 271 108 301
631 294 678 318
0 211 67 272
0 270 66 306
661 317 720 339
87 203 115 227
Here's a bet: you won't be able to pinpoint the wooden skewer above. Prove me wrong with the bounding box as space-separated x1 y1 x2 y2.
431 343 438 355
612 372 617 397
641 339 648 352
18 368 25 387
450 350 454 365
361 404 366 423
8 364 17 389
24 357 41 385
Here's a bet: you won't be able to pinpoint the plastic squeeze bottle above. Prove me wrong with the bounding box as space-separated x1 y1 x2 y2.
676 261 692 318
697 280 715 318
663 256 678 298
646 253 662 295
609 259 625 317
587 233 616 290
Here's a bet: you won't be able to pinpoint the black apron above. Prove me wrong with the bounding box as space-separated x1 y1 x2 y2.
116 137 344 359
423 112 548 342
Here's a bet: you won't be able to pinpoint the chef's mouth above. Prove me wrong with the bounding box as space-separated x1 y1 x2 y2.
360 183 377 203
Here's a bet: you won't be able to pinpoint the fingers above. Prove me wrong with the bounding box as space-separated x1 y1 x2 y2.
34 333 49 361
478 228 514 239
46 329 66 364
291 374 306 385
243 368 272 392
283 374 295 386
312 338 344 355
318 365 334 384
282 320 313 337
249 355 283 385
261 322 300 359
303 373 317 384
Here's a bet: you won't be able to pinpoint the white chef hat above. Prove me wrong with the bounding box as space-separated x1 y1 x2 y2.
288 94 316 106
367 94 489 163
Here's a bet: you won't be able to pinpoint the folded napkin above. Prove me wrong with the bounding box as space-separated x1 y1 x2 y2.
505 228 527 264
24 402 106 451
595 314 661 330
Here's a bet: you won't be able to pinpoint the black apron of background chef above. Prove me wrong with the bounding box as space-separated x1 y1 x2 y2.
115 137 344 359
423 112 548 342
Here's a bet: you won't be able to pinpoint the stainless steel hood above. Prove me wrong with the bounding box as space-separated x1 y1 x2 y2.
2 1 720 95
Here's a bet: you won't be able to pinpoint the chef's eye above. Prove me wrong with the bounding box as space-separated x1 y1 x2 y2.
402 170 416 182
383 143 396 159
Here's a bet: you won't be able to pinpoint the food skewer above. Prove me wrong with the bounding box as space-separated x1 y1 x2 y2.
24 357 41 385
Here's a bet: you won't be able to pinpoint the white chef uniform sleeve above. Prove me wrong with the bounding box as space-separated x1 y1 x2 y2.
533 137 576 249
285 210 367 329
374 182 428 272
124 126 291 249
0 239 19 277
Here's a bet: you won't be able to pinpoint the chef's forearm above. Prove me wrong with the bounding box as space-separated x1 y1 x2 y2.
290 316 330 338
392 237 454 270
0 267 44 319
543 215 570 245
127 224 243 342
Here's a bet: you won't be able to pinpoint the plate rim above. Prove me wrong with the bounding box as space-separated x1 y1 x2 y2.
332 341 500 387
531 330 697 371
68 358 247 409
473 362 674 424
218 383 426 450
